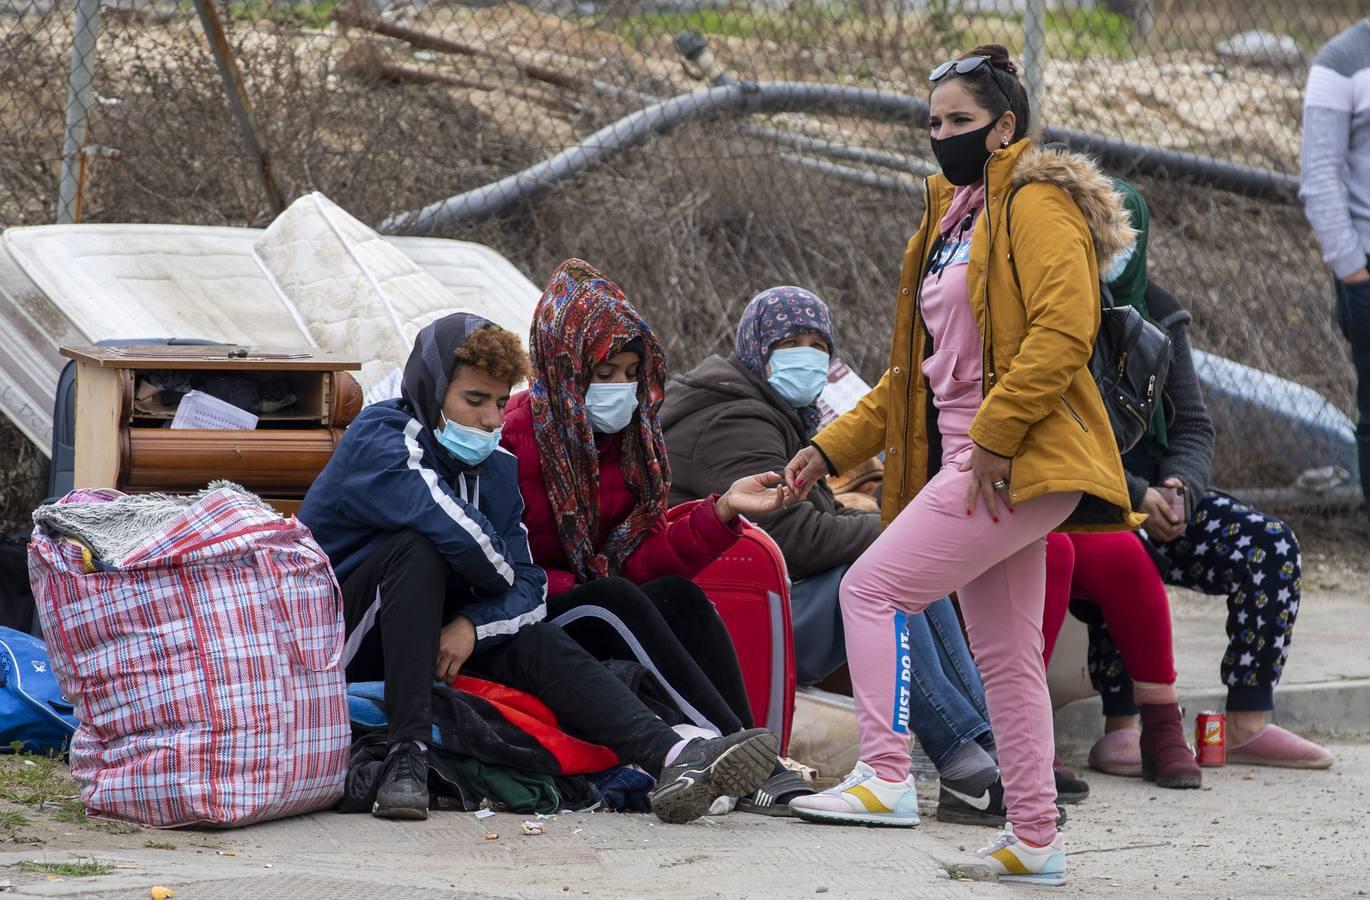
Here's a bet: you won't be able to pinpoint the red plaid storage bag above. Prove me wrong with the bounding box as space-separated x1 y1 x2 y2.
27 484 349 827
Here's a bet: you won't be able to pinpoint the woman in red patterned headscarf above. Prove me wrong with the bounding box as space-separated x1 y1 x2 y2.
500 261 803 786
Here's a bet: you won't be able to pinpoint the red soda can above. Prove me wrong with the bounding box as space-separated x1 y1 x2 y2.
1195 711 1226 766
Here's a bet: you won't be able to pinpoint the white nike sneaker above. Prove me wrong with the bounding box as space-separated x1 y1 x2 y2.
976 824 1067 886
789 761 920 827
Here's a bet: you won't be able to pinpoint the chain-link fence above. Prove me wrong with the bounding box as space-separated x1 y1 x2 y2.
1 0 1365 527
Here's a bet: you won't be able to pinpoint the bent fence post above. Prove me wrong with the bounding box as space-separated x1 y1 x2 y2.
192 0 287 217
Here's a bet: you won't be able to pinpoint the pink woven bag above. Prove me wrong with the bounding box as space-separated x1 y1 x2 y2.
28 487 349 827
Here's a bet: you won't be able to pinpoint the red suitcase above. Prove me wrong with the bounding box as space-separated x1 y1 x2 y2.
667 502 797 755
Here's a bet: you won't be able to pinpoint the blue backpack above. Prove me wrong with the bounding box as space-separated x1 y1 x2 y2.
0 628 78 754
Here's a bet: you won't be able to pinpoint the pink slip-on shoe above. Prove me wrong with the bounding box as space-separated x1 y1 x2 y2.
1227 725 1334 769
1088 728 1142 777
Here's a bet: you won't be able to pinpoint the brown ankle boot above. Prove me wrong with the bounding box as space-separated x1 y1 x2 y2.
1138 703 1202 789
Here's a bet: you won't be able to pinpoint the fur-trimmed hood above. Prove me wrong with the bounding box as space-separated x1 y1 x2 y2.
1009 145 1138 274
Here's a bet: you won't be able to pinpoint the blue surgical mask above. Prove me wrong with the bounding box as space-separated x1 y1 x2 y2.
585 382 639 434
434 414 502 466
1102 240 1136 284
767 346 830 408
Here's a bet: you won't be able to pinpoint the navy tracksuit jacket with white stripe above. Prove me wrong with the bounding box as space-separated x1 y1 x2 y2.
300 399 547 651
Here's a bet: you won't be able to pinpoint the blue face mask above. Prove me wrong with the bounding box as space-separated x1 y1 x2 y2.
767 346 830 408
434 414 502 466
1102 240 1136 284
585 382 639 434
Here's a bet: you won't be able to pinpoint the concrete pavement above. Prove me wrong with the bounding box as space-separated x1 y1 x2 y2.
0 742 1364 898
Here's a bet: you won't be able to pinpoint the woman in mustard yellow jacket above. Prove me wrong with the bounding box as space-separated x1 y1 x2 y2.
786 45 1143 886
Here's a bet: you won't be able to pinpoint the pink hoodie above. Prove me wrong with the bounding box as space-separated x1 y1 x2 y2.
918 184 987 457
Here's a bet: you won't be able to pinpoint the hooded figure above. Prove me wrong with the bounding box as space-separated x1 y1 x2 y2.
300 311 547 644
501 260 786 787
502 259 745 595
399 311 498 437
523 259 671 582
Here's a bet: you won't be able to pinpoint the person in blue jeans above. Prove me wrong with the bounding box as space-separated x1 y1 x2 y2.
662 286 1081 823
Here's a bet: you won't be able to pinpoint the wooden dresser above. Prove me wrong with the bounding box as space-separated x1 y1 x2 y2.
62 345 362 515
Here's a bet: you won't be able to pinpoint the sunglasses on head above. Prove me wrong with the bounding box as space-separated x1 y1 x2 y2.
929 55 992 82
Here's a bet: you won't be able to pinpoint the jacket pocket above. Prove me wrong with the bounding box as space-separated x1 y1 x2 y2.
1061 396 1089 433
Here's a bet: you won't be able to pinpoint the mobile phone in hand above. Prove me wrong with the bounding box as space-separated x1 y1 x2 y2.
1160 485 1185 522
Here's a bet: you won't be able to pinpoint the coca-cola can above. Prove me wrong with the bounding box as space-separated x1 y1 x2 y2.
1195 711 1226 767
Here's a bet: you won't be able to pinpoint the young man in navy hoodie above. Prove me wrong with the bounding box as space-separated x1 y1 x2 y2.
300 313 777 822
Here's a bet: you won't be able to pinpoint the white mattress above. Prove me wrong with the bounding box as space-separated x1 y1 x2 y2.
6 225 308 346
1 215 541 455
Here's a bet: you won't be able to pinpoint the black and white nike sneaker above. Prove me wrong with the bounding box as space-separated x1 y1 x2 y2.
650 728 778 824
936 776 1066 828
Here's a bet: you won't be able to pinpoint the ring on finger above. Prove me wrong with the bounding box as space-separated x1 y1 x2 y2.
992 479 1009 490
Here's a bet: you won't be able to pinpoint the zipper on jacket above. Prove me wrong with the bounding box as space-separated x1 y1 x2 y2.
902 178 935 473
1061 396 1089 433
978 151 999 395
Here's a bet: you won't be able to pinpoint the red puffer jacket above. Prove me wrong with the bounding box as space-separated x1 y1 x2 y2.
499 392 740 597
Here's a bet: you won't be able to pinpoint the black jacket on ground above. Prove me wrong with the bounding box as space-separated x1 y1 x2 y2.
661 353 879 580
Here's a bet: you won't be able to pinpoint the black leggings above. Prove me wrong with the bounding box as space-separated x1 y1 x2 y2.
340 530 679 771
548 576 754 735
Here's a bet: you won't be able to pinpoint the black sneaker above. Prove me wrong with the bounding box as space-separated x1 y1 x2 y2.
1054 764 1090 804
373 741 430 821
936 777 1067 828
650 728 778 825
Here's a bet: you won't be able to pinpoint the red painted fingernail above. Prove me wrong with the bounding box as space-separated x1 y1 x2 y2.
1008 507 1016 515
797 478 805 487
992 516 1000 524
965 510 973 516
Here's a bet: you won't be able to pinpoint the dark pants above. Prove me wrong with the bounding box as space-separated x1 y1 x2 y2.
548 576 754 736
340 530 679 772
1335 274 1370 512
1086 492 1300 714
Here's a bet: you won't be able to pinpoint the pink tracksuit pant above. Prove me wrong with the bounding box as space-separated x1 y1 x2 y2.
840 442 1078 845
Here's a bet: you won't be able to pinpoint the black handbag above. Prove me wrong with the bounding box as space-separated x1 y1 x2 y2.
1002 187 1172 453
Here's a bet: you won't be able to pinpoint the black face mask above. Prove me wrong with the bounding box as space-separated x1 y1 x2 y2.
929 121 998 186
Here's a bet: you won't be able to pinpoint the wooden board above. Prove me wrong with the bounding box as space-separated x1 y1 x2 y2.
61 344 359 371
72 363 125 490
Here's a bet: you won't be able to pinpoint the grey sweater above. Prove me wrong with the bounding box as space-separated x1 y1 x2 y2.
1300 19 1370 279
1122 284 1214 521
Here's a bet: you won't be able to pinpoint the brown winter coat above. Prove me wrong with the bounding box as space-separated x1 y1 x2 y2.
661 353 880 579
813 139 1146 532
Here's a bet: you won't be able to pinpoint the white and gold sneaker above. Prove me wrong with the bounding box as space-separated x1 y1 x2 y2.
976 824 1067 886
788 761 920 827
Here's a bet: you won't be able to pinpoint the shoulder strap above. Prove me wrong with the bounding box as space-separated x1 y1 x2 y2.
1003 184 1025 296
